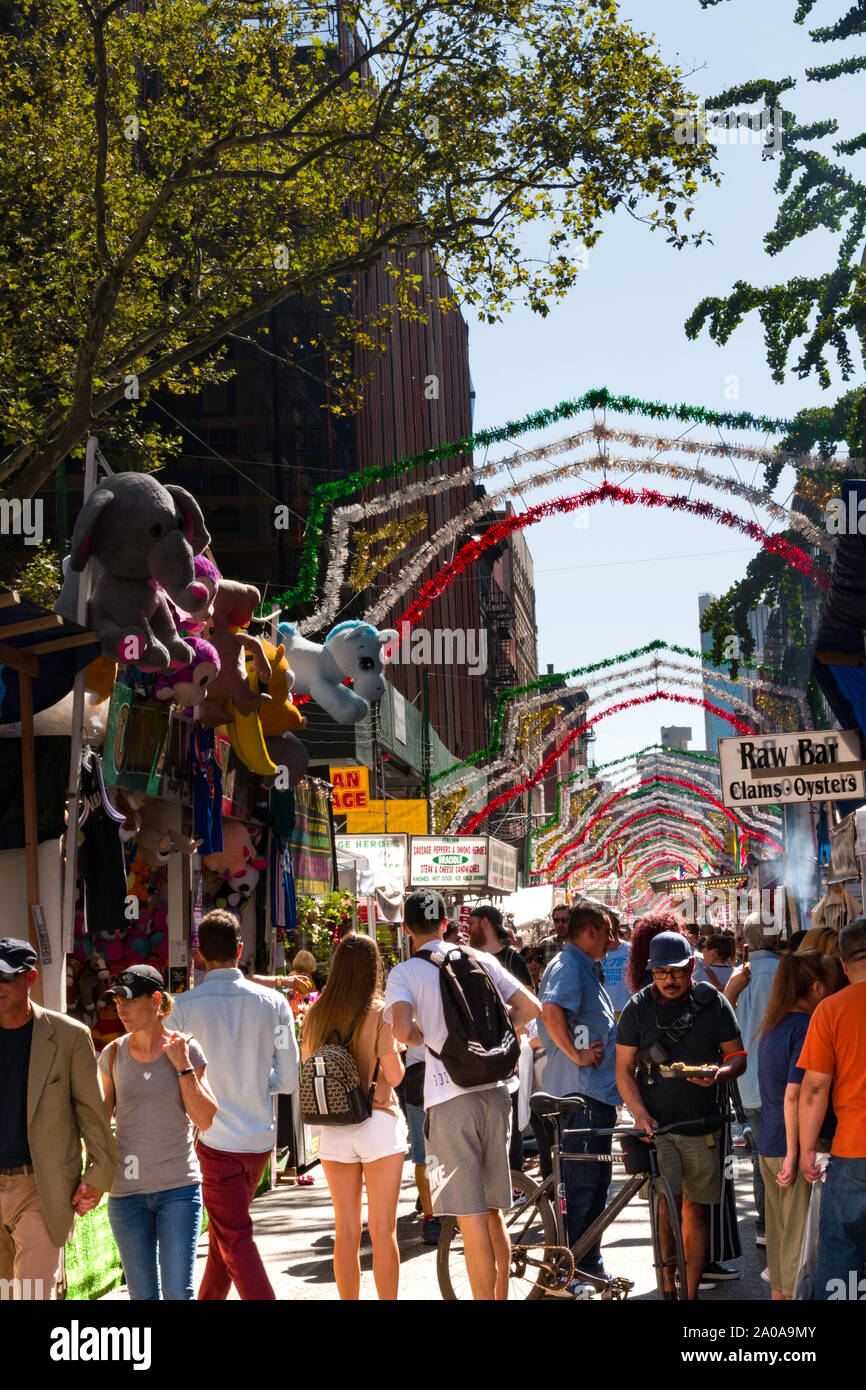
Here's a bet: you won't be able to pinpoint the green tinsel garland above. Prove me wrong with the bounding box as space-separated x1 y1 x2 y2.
431 640 799 783
269 388 801 613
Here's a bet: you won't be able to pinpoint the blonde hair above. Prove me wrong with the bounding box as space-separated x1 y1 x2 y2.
798 926 840 957
292 950 317 974
156 990 173 1019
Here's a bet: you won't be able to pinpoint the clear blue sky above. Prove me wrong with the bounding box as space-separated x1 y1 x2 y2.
464 0 862 765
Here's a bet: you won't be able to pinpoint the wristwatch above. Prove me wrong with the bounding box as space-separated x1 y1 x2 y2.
176 1067 195 1077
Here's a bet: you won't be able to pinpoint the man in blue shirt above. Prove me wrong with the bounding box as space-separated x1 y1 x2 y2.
724 913 781 1248
539 903 621 1279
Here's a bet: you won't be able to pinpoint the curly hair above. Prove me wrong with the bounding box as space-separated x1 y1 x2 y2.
626 912 691 995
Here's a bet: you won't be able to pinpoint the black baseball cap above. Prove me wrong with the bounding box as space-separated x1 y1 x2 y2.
0 938 37 977
105 965 165 1000
404 889 447 929
470 903 508 939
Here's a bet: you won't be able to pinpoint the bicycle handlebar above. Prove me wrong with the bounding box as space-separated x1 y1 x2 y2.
562 1115 724 1140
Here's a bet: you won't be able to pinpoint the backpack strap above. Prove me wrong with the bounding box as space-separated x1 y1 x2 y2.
108 1037 120 1090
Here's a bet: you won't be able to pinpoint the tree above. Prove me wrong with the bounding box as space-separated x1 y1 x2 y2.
687 1 866 663
0 0 717 498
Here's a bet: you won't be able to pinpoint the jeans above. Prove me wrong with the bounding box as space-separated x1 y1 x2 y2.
559 1094 616 1277
744 1106 765 1232
814 1156 866 1300
406 1103 426 1166
108 1185 202 1301
196 1142 274 1300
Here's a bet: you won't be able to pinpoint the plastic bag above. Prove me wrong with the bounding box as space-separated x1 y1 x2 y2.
793 1179 823 1301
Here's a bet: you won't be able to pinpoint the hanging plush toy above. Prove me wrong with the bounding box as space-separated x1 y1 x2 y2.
213 857 266 911
55 473 212 671
199 580 273 721
202 818 256 877
136 798 203 866
257 641 306 735
154 635 220 711
277 620 399 724
174 555 221 636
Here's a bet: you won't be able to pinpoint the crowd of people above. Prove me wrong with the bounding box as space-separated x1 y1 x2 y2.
1 887 864 1303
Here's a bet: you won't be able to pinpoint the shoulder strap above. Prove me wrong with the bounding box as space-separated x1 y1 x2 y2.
108 1037 120 1088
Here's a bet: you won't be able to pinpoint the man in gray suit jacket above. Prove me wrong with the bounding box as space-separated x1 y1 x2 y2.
0 938 116 1299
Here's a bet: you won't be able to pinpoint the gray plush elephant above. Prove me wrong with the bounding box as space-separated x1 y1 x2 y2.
56 473 211 671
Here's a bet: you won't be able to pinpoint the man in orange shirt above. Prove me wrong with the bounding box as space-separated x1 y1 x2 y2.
798 918 866 1300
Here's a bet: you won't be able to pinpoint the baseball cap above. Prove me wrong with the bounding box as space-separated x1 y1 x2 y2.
105 965 165 1000
470 903 507 939
0 938 37 977
647 931 694 971
404 889 447 929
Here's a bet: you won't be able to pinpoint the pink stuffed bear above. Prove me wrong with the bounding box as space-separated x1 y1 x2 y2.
202 818 257 876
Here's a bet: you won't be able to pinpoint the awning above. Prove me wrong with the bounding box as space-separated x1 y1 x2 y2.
0 589 101 721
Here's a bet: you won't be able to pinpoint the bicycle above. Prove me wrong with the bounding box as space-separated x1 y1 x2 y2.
437 1092 722 1301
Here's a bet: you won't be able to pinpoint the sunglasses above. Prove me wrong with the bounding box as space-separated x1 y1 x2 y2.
0 967 28 980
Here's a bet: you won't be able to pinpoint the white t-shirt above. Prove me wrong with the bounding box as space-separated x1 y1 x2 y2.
384 942 520 1109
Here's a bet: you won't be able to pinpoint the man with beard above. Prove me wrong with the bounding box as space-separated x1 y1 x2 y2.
615 931 746 1300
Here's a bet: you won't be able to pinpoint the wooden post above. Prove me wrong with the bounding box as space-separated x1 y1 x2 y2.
19 668 42 1005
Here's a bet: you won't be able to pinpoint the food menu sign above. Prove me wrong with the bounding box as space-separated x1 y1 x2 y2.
487 837 518 893
335 834 409 884
410 837 489 887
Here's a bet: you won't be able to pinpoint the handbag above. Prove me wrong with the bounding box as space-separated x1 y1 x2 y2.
403 1061 425 1109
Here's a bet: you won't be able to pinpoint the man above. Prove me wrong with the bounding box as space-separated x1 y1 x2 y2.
469 903 534 1176
0 937 116 1300
798 917 866 1300
538 904 622 1285
468 904 534 991
171 909 299 1300
385 889 540 1300
598 904 632 1020
616 931 746 1300
724 913 781 1249
443 921 460 944
539 902 572 969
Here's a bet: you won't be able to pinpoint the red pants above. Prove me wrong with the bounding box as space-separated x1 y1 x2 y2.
196 1141 275 1301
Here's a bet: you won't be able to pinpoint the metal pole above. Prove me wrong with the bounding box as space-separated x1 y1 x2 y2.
422 667 431 832
60 435 98 973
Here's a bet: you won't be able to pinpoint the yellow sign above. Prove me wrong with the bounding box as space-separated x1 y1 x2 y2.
329 765 370 812
345 799 428 834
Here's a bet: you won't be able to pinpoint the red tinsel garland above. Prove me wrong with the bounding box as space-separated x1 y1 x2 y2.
400 481 828 629
461 692 753 834
547 829 711 887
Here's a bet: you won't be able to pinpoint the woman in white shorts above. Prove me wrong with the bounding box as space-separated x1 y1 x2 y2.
302 935 406 1299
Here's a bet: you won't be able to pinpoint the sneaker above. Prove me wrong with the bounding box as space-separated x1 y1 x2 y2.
755 1231 767 1248
422 1217 442 1246
697 1279 716 1292
760 1267 771 1284
566 1278 597 1300
701 1261 740 1282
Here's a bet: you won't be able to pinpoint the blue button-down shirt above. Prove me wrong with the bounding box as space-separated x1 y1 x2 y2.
538 941 620 1107
732 951 781 1110
171 968 299 1154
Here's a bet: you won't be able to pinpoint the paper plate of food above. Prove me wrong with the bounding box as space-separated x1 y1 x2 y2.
658 1062 719 1079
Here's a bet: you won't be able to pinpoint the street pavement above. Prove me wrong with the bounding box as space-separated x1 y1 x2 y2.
102 1128 769 1302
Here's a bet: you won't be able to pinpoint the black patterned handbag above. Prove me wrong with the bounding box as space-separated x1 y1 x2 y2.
300 1019 380 1126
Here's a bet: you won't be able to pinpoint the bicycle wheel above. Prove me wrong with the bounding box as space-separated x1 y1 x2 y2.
648 1174 687 1300
437 1169 560 1301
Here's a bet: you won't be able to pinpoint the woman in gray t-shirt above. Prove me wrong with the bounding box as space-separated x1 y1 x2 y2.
98 965 217 1300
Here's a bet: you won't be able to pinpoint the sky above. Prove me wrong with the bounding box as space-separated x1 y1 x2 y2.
463 0 863 767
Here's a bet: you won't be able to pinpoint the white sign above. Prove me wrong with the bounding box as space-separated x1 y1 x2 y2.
335 834 409 885
718 730 865 807
410 836 488 887
487 837 518 893
392 688 407 745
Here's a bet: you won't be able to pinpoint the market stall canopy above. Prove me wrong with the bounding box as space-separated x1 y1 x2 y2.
498 884 554 927
0 588 101 722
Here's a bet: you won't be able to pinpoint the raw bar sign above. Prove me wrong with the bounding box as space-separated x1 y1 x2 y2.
718 730 866 807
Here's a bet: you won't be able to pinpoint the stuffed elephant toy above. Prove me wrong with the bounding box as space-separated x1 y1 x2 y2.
57 473 211 671
277 620 399 724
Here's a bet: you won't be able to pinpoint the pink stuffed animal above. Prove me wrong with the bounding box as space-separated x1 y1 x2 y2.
202 818 256 876
155 635 220 709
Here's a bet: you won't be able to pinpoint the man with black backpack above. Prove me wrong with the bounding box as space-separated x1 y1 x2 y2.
385 889 541 1300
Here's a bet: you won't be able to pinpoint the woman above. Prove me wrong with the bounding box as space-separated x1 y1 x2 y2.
625 912 691 994
99 964 217 1301
302 934 405 1300
755 950 837 1301
693 933 737 990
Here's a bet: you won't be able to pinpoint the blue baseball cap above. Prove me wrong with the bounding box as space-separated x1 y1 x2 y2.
647 931 693 971
0 938 38 977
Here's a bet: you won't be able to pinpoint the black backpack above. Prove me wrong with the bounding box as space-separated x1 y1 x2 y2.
420 945 520 1089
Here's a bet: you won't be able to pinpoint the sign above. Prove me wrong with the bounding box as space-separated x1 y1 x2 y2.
335 834 409 884
411 836 489 887
290 781 336 897
718 730 865 807
345 798 428 834
329 764 370 812
487 837 518 893
393 689 407 745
